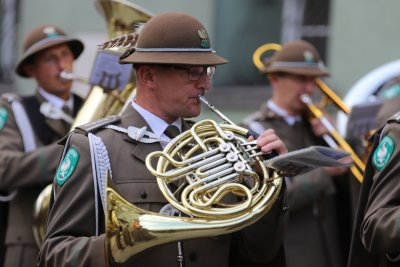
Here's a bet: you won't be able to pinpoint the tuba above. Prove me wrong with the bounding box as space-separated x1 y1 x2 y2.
252 43 365 182
106 96 284 263
32 0 153 248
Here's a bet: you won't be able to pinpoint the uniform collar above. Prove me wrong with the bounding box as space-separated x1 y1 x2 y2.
267 100 302 126
38 87 73 111
131 100 182 144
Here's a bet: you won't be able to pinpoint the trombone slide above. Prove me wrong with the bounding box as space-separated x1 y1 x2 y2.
300 94 365 183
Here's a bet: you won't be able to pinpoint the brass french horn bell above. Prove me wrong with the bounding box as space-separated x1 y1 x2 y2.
252 43 365 182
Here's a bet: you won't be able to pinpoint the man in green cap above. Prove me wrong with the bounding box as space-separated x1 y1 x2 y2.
38 12 289 267
0 24 84 266
348 111 400 267
241 39 350 267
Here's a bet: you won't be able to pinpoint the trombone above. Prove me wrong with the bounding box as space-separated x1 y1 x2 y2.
252 43 364 183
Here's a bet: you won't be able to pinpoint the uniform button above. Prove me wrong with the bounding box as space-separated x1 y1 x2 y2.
281 206 289 214
140 191 147 199
189 252 197 262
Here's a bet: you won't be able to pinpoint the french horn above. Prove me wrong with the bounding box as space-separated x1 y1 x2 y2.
32 0 153 248
106 96 284 263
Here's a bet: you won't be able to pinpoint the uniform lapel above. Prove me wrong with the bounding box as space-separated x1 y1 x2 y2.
120 105 163 163
35 92 70 137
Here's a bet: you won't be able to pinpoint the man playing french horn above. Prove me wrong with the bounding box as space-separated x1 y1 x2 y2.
38 12 289 267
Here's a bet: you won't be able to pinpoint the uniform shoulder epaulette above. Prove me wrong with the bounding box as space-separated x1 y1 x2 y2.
387 111 400 124
58 115 121 145
76 115 121 134
1 93 22 103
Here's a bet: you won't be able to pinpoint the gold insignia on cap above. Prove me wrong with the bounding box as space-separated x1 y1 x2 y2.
43 26 59 38
198 28 210 48
303 50 315 63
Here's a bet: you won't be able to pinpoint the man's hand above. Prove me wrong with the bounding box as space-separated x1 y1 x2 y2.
255 128 288 155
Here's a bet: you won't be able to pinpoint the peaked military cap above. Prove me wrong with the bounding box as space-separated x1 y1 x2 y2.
16 24 84 78
120 12 228 66
263 39 329 77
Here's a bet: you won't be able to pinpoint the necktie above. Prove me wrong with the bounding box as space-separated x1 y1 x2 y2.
164 125 180 139
62 105 71 116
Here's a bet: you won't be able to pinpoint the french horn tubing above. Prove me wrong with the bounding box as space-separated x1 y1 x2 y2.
252 43 364 182
32 0 153 248
106 96 284 263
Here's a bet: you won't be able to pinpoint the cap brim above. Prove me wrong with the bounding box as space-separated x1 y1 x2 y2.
263 66 330 77
120 51 228 66
16 38 84 78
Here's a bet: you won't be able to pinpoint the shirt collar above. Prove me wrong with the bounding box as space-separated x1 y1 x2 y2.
267 100 302 126
131 100 182 139
38 87 73 111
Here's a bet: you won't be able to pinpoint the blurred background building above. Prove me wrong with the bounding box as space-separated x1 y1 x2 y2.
1 0 400 122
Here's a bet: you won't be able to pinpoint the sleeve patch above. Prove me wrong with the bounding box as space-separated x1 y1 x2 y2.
373 135 395 171
0 107 8 131
56 147 80 186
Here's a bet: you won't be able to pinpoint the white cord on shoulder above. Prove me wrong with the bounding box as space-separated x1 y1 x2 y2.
0 100 37 202
88 133 112 236
11 100 36 152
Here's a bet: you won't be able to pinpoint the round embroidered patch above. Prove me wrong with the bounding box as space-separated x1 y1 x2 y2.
56 147 80 186
373 135 395 171
0 107 8 131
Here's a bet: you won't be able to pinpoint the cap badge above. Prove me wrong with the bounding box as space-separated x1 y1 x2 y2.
43 26 60 38
198 28 210 48
303 50 315 63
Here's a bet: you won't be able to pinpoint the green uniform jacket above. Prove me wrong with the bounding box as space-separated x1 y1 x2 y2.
38 105 288 267
241 103 345 267
0 92 82 267
348 111 400 267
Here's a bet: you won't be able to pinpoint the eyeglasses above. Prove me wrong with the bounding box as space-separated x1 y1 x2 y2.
158 65 216 81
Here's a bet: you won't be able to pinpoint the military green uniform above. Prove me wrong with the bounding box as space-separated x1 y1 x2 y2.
348 111 400 267
241 103 345 267
0 92 82 267
375 95 400 128
38 105 288 267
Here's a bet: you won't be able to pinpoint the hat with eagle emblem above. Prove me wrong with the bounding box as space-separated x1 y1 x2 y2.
262 39 329 77
119 12 228 66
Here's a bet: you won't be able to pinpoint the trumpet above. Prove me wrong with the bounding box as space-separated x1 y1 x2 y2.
59 70 89 84
252 43 364 183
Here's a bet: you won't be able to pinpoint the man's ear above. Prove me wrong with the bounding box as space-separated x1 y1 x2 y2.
137 65 156 87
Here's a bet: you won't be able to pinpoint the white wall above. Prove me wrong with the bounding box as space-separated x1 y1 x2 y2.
328 0 400 97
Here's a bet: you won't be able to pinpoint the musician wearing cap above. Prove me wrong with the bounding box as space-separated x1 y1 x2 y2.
241 40 350 267
0 25 84 266
38 12 289 267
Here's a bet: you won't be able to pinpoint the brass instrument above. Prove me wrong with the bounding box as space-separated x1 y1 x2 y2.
106 96 284 263
32 0 153 248
252 43 364 182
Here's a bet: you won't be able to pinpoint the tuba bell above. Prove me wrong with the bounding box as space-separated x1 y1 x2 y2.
105 96 284 263
32 0 153 248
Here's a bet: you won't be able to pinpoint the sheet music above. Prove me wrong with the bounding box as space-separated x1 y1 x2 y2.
264 146 351 177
